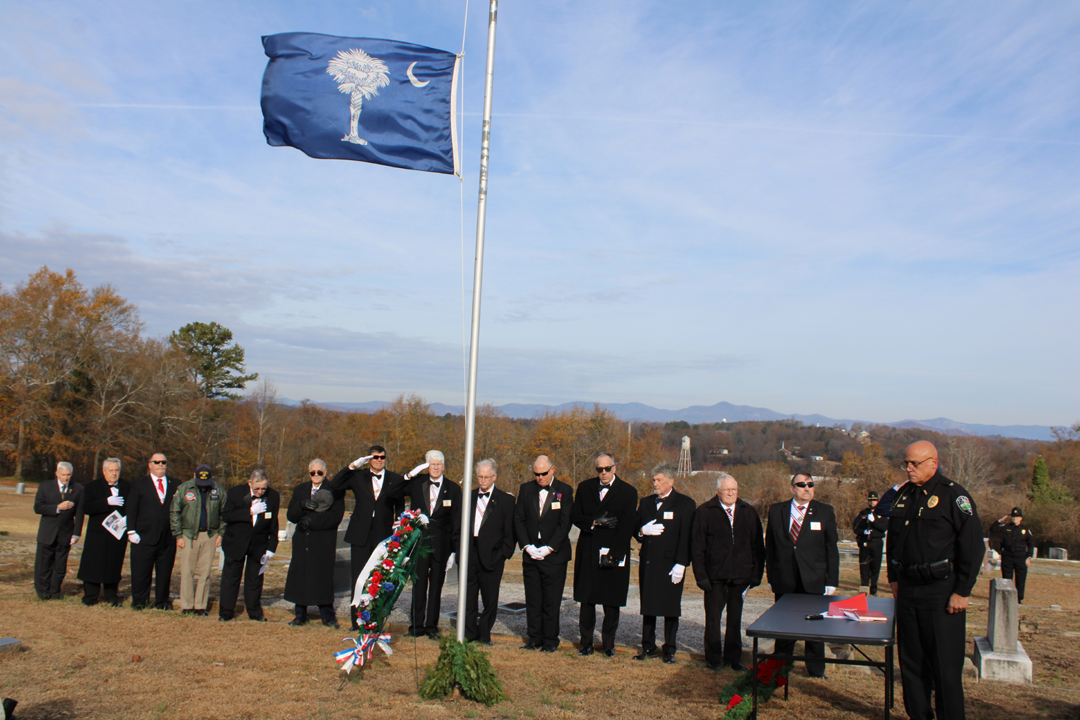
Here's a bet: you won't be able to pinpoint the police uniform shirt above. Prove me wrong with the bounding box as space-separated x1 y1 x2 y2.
885 471 982 596
995 522 1035 558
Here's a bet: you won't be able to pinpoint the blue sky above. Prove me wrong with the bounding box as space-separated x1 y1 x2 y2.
1 1 1077 427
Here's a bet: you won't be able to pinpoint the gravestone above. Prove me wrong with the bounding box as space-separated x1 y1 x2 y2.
0 637 20 655
1049 548 1068 560
974 578 1032 683
14 483 25 495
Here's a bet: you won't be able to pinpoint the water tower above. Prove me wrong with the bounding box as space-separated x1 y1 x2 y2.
677 435 692 476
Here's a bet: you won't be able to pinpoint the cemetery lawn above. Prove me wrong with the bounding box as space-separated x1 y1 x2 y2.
1 482 1079 719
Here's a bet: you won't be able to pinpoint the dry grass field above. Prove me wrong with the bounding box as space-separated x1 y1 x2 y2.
2 480 1079 719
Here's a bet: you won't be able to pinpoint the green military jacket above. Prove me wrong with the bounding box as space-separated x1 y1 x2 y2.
170 479 227 539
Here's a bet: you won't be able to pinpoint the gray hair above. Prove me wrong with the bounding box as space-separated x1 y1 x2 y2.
308 458 327 472
426 449 445 464
249 469 269 485
56 461 73 473
651 463 677 479
150 452 168 462
716 472 736 490
476 458 497 475
596 452 617 465
103 457 122 471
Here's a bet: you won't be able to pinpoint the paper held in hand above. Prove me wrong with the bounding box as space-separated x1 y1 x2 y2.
103 511 127 540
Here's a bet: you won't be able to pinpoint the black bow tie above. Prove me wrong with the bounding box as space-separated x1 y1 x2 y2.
430 480 441 487
600 482 613 490
479 491 490 498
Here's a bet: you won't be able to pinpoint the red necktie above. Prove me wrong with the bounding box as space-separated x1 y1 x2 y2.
156 478 165 497
790 505 805 543
726 507 734 523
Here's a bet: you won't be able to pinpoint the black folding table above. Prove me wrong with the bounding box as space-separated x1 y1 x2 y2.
745 593 896 719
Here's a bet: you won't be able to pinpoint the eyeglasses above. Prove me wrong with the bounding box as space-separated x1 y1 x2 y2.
309 470 325 477
900 458 933 470
793 482 815 489
371 455 387 460
596 465 614 473
150 460 167 465
533 469 550 477
718 488 738 494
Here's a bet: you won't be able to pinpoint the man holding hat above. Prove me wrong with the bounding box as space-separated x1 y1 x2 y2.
170 464 227 616
990 507 1035 604
853 490 888 595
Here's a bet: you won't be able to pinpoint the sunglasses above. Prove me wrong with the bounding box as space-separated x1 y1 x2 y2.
533 469 550 477
150 460 167 465
596 465 614 473
793 481 814 489
370 455 387 460
309 470 325 477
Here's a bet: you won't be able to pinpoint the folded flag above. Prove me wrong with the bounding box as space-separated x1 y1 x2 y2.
261 32 460 174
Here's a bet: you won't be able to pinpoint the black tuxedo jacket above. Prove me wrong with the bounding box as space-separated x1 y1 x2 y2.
514 479 574 564
392 474 462 561
126 475 178 546
328 467 405 546
469 486 516 571
220 484 280 558
34 479 85 545
765 499 839 595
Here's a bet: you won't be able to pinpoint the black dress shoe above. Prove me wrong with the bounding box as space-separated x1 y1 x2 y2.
426 630 441 640
405 630 425 638
706 661 725 670
578 646 595 656
729 662 749 672
633 649 659 660
250 616 267 622
218 616 232 622
541 645 558 653
323 619 340 629
808 672 828 679
288 618 307 627
662 653 676 664
195 609 209 616
603 648 616 657
110 601 124 608
181 609 195 616
520 642 540 650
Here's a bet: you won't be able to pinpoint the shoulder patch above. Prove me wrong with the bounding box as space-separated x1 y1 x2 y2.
956 496 972 515
185 491 196 502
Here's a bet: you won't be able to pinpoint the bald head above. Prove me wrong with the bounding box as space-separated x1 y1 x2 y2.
532 455 554 487
903 441 939 486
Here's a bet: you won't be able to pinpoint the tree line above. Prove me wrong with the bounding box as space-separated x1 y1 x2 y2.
3 267 1079 551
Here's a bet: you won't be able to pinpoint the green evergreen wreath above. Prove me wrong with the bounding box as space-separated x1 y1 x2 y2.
718 659 790 720
419 635 508 707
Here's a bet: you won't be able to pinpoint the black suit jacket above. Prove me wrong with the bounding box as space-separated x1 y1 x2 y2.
691 496 765 587
765 499 839 595
514 479 574 564
34 479 84 545
392 474 462 561
469 486 516 571
220 484 280 559
328 467 405 546
126 475 178 546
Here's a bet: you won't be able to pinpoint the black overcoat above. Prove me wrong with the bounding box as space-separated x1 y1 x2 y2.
75 478 130 584
690 496 765 589
636 489 695 617
284 482 345 606
571 476 638 606
220 484 280 560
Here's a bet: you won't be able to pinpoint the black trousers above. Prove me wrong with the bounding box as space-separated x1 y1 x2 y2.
704 580 749 665
641 615 679 655
579 603 620 651
129 539 176 609
219 547 267 619
522 556 568 649
859 538 884 593
1001 556 1028 603
896 578 967 720
34 540 71 599
82 581 120 605
295 604 336 623
774 590 825 676
465 542 505 643
410 552 448 633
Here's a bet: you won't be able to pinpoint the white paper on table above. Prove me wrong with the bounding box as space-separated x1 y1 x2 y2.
103 511 127 540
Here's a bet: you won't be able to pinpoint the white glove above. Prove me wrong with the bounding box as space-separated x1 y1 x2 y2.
349 455 373 470
825 586 836 596
251 499 268 515
70 535 80 546
524 544 541 560
107 495 125 507
446 553 456 573
128 532 141 544
405 462 430 480
867 513 875 522
669 564 686 584
537 546 554 558
261 550 274 564
640 519 665 536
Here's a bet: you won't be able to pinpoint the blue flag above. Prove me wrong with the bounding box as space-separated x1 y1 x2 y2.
261 33 459 175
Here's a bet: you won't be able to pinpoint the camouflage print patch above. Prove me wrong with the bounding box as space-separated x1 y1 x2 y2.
956 496 972 515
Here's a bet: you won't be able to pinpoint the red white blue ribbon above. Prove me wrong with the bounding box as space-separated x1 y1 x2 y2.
334 633 392 674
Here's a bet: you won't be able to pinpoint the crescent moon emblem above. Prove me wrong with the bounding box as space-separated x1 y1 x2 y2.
407 62 429 88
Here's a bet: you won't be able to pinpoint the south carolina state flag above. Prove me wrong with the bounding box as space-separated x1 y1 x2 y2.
261 33 460 174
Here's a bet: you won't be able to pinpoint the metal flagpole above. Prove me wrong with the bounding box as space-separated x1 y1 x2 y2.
456 0 499 643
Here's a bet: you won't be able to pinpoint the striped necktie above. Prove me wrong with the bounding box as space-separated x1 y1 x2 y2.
790 504 806 543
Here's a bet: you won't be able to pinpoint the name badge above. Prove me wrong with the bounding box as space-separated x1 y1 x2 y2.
442 499 453 507
810 521 821 531
664 511 674 520
551 501 561 509
264 512 272 519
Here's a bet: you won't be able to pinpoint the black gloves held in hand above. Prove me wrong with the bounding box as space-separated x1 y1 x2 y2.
593 514 618 530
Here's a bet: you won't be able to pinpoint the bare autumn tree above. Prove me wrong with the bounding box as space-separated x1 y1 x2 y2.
0 267 140 479
943 436 995 493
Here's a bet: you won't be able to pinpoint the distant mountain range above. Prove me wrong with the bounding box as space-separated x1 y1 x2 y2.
285 399 1059 442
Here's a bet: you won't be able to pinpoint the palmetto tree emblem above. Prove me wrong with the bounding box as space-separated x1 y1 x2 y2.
326 48 390 146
